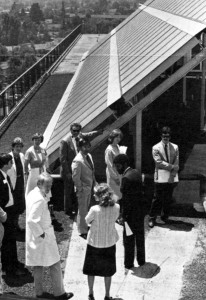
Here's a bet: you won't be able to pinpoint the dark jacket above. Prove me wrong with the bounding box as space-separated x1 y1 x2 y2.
120 167 144 227
0 171 11 209
60 131 101 179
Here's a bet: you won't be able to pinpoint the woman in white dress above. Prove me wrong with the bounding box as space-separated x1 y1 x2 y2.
24 133 49 197
105 129 125 201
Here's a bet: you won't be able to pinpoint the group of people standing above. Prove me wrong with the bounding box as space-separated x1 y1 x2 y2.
0 133 48 277
60 123 179 300
59 123 146 300
0 122 179 300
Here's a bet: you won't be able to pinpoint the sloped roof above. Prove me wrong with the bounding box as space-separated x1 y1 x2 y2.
146 0 206 22
44 0 206 159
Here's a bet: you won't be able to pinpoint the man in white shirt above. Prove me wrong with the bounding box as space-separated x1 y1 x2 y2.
148 127 179 228
26 173 73 299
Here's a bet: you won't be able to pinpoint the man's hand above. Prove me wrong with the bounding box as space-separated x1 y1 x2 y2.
114 178 120 185
171 165 178 172
98 128 104 135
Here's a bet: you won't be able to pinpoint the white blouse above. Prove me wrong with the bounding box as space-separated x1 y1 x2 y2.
85 203 120 248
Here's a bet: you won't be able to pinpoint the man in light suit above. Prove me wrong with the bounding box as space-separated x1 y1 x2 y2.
71 137 96 238
148 126 179 228
7 137 25 231
60 123 102 217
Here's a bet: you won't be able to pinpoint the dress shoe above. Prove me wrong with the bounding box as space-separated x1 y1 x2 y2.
79 233 87 239
88 294 95 300
161 216 169 223
55 292 74 299
104 297 113 300
125 264 134 269
148 219 155 228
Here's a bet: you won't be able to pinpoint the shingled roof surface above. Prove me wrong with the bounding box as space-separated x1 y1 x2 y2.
45 0 206 157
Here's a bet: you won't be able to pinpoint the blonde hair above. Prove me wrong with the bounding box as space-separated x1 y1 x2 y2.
37 172 53 187
94 183 115 207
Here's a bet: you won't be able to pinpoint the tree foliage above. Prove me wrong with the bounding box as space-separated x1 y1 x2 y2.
8 44 37 81
0 44 8 62
30 3 44 24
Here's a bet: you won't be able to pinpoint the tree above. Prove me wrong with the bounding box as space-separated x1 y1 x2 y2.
0 44 8 62
30 3 44 24
0 14 21 46
8 45 37 82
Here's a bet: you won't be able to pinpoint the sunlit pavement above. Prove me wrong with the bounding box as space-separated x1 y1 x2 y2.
63 215 199 300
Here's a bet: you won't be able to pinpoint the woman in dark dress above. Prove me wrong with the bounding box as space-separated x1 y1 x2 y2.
83 183 120 300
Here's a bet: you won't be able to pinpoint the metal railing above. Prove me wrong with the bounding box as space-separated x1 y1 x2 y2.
0 24 82 121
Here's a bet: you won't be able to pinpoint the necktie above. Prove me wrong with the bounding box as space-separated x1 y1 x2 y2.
164 144 169 162
86 154 93 169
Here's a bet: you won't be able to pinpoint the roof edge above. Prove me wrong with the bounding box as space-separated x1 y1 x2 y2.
41 51 88 150
140 4 206 35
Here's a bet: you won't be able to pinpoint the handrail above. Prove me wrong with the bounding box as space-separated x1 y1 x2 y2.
0 24 82 121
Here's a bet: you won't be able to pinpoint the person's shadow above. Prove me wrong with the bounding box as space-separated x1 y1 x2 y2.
130 262 160 279
3 270 33 287
155 219 194 232
52 218 63 232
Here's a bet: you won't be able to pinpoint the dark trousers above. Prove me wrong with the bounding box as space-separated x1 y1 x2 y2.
13 180 25 227
123 220 145 267
63 176 78 213
1 206 19 273
149 183 175 219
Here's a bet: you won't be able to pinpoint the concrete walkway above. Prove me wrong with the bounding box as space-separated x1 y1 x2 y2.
63 218 198 300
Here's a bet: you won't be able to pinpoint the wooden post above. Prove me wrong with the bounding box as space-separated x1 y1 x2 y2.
200 33 206 130
135 111 142 173
183 52 190 105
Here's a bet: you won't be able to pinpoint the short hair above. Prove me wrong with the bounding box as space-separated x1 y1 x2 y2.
37 172 53 187
113 154 130 166
78 137 91 148
12 137 24 149
107 129 123 144
161 126 171 135
70 123 82 131
94 183 115 207
32 133 44 143
0 153 12 169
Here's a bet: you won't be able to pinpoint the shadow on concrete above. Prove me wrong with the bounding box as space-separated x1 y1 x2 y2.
3 271 33 287
52 218 63 232
131 262 160 279
155 219 194 232
170 203 206 219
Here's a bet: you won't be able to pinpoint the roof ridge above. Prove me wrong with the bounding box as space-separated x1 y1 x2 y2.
139 4 206 35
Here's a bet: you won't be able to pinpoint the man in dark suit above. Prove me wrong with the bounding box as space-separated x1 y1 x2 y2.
0 153 27 276
60 123 103 217
113 154 145 269
148 126 179 228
